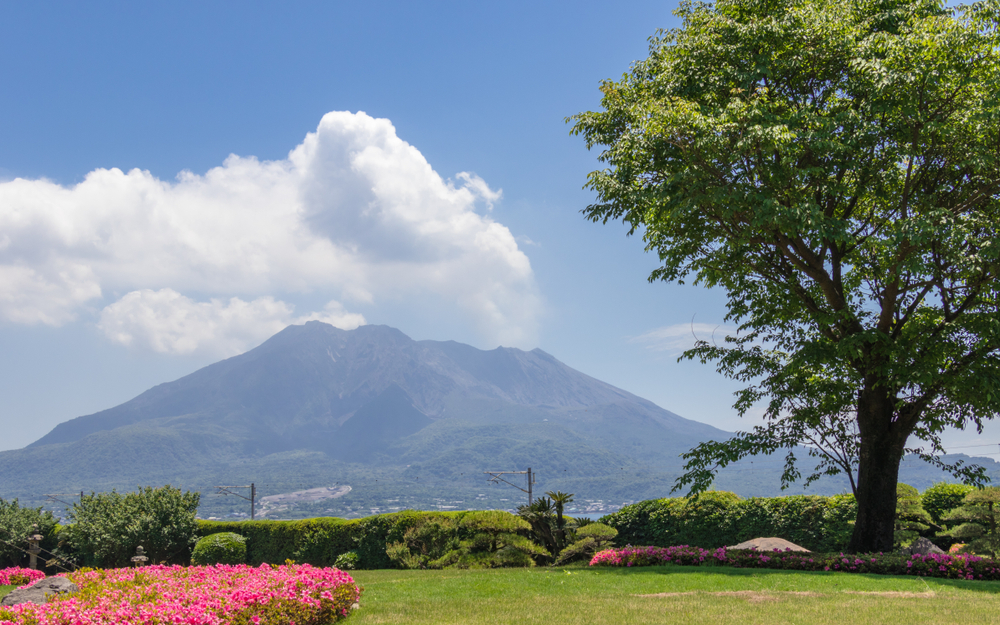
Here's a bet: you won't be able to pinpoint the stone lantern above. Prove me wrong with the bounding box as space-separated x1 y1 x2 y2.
131 545 148 567
26 524 43 570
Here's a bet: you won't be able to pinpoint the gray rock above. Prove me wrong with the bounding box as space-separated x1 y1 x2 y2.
1 576 78 606
902 537 945 556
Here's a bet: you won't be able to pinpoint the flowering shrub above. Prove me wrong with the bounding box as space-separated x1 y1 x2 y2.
590 545 1000 581
0 563 361 625
589 545 727 567
0 567 45 588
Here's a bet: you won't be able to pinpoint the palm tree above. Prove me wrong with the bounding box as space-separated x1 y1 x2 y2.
546 491 574 552
516 497 556 559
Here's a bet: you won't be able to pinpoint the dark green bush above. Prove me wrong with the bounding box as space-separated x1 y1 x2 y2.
895 483 934 548
334 550 360 570
940 487 1000 557
0 498 59 569
555 522 618 565
198 510 456 569
62 486 200 568
600 491 857 552
923 483 976 526
191 531 247 565
383 511 545 569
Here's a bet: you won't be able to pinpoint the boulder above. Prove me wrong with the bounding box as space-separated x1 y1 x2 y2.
727 537 811 552
1 576 78 606
902 537 945 556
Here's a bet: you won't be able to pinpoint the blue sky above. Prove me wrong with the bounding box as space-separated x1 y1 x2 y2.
0 1 994 459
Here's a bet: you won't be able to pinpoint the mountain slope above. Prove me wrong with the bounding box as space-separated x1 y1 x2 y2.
2 322 728 511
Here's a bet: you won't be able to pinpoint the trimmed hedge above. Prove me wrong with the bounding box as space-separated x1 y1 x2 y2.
197 510 472 569
191 532 247 565
599 492 858 552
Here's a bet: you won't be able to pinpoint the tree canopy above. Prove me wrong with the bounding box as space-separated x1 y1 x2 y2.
570 0 1000 552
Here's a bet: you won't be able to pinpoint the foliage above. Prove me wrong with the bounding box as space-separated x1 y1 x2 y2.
61 486 200 568
516 498 557 562
590 544 1000 581
333 551 359 570
385 516 460 569
546 491 574 554
570 0 1000 553
895 483 935 547
940 487 1000 557
555 523 618 565
600 492 857 552
387 511 545 569
191 532 247 566
199 509 543 570
0 499 58 568
198 511 420 570
0 563 360 625
923 482 976 526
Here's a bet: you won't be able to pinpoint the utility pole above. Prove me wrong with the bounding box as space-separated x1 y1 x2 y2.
215 483 256 520
484 468 536 506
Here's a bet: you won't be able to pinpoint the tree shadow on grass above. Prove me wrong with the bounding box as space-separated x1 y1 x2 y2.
584 564 1000 594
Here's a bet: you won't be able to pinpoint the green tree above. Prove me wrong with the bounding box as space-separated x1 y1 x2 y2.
546 490 575 553
570 0 1000 553
922 482 975 526
895 483 936 547
939 486 1000 556
0 499 58 568
63 486 200 567
517 497 557 560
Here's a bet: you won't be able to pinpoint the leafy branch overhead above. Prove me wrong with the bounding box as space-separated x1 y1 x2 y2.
570 0 1000 553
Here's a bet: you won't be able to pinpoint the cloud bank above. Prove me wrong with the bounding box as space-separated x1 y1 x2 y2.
0 111 539 355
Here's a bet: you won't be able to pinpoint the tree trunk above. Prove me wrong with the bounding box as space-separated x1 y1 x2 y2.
848 386 911 553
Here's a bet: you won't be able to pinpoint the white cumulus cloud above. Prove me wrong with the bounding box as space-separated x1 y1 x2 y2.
98 289 364 356
0 111 540 355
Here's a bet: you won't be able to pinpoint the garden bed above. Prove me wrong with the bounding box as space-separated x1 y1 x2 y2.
0 563 360 625
590 545 1000 581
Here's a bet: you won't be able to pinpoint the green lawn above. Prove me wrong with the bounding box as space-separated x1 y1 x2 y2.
0 585 13 601
347 564 1000 624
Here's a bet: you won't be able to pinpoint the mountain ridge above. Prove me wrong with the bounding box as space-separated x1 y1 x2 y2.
7 321 994 519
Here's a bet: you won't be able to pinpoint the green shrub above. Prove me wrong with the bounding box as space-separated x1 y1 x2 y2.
62 486 200 568
198 510 455 569
601 492 857 552
191 532 247 565
386 510 545 569
334 550 359 570
895 483 934 548
940 487 1000 557
922 482 975 526
0 498 59 569
555 522 618 565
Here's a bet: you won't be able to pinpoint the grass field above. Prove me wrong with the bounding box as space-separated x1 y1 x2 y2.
348 564 1000 624
0 585 12 601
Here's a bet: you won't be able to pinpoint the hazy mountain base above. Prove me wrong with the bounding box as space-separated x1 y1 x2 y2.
7 442 993 521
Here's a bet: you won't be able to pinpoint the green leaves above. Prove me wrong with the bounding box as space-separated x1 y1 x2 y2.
63 486 200 568
0 499 57 568
571 0 1000 516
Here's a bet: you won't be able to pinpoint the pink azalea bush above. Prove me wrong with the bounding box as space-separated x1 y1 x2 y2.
0 563 361 625
590 545 1000 581
0 568 45 589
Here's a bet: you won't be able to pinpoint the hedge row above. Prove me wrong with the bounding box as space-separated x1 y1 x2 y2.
197 510 472 569
598 492 858 552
